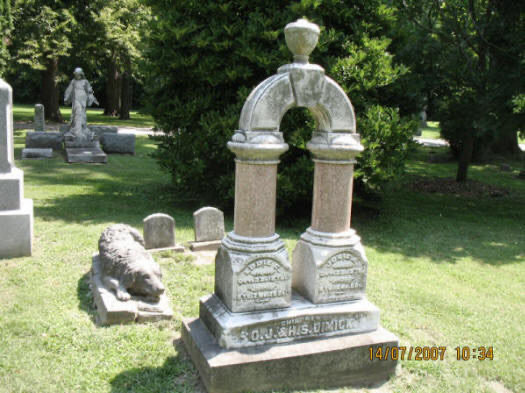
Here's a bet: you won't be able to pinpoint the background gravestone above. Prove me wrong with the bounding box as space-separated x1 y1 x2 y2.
34 104 45 131
0 79 34 258
190 207 224 251
143 213 184 252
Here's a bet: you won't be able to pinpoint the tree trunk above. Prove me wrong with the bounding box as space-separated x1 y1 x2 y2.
119 70 131 120
104 58 120 116
41 57 62 122
456 133 474 182
489 131 521 157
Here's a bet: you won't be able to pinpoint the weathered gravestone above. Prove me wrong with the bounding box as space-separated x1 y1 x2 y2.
190 207 224 251
25 131 64 150
22 148 53 159
34 104 45 131
90 224 173 325
102 133 135 154
181 20 398 393
0 79 34 258
143 213 184 252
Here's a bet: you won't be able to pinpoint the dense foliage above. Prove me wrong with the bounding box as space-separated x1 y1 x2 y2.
0 0 12 77
6 0 148 120
145 0 417 214
400 0 525 181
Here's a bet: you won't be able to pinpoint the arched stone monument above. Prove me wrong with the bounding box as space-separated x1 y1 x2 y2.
182 19 398 393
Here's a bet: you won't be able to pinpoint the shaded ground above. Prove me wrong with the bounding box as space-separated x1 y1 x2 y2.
409 177 509 198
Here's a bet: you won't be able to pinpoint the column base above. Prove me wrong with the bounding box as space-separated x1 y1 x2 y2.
215 232 291 312
182 317 398 393
0 167 24 210
0 199 33 258
292 227 368 304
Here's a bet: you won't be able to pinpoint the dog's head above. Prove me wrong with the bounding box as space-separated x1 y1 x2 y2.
127 252 165 300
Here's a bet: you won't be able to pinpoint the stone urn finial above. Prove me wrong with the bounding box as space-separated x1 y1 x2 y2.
284 19 320 64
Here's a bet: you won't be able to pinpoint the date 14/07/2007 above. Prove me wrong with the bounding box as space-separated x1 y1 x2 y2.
369 346 494 361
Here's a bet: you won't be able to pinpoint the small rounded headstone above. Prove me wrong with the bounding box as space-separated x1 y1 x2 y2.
193 207 225 242
143 213 176 250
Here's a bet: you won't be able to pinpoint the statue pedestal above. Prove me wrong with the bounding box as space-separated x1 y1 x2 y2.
64 133 107 164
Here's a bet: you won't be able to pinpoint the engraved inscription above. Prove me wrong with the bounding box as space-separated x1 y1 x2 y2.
236 313 368 345
318 251 366 300
236 258 290 304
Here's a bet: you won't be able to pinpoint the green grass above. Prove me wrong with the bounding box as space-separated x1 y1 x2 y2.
0 132 524 393
13 104 154 128
419 121 525 145
420 121 441 139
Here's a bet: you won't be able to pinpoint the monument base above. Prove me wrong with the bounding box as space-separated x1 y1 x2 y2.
90 254 174 325
66 147 108 164
0 199 33 258
182 317 398 393
200 293 379 348
189 240 222 252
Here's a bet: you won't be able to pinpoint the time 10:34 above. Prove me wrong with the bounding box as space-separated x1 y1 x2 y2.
455 346 494 360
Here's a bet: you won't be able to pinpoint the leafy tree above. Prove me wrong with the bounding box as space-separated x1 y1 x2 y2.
144 0 417 213
0 0 13 77
400 0 525 182
89 0 149 119
10 0 75 121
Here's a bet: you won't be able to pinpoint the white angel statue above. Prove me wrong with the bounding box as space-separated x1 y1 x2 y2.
64 67 99 141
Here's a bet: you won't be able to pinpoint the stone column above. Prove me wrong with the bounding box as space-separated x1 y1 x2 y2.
214 139 291 312
0 79 34 258
292 135 367 304
311 161 354 233
34 104 45 132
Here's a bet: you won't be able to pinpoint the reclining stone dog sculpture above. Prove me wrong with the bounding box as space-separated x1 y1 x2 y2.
98 224 165 302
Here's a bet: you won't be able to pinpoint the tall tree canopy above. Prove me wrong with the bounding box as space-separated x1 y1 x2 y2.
400 0 525 182
0 0 12 77
144 0 417 213
11 0 75 121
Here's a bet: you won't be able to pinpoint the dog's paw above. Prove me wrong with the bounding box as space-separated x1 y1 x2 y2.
116 290 131 301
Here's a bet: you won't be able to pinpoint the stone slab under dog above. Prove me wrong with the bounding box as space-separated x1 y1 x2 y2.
22 148 53 159
90 254 174 325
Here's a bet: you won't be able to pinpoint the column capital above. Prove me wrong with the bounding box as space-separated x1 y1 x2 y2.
307 131 363 163
228 130 288 164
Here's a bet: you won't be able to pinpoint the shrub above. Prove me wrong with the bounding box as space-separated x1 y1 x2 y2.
144 0 417 214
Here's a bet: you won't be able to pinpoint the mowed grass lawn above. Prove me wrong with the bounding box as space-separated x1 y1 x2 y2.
13 104 154 128
0 130 524 393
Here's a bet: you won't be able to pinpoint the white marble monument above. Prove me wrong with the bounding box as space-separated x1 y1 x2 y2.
181 20 398 393
0 79 34 258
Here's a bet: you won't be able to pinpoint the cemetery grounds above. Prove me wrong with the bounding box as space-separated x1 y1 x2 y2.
0 115 523 393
